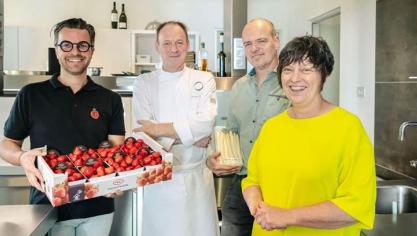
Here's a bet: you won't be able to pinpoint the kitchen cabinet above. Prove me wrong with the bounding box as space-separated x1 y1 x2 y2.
91 29 131 76
376 0 417 82
4 26 132 75
131 30 199 74
4 26 52 72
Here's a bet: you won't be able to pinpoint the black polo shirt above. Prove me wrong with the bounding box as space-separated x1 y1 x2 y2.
3 74 125 221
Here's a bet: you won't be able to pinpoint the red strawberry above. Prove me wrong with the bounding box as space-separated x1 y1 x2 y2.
53 197 62 206
125 155 133 165
143 156 152 165
73 173 83 180
87 148 95 155
120 160 128 168
57 155 67 162
72 146 82 155
114 155 123 163
54 188 66 198
74 159 83 167
132 159 139 167
139 149 148 157
104 166 115 174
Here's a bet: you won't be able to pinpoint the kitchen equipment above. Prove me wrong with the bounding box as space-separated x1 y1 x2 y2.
48 47 60 75
87 67 103 76
136 54 151 64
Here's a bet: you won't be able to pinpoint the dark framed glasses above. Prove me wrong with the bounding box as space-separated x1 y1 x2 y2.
55 40 93 52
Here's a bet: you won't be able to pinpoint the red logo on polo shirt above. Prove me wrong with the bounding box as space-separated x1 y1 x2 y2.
90 108 99 120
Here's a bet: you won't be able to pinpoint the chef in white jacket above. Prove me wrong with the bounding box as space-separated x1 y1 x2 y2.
132 21 219 236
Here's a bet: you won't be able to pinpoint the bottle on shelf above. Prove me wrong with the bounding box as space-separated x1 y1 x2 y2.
119 3 127 29
111 2 118 29
199 42 208 71
217 32 227 77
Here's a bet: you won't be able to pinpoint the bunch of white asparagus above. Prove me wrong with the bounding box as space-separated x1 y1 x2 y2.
214 129 243 166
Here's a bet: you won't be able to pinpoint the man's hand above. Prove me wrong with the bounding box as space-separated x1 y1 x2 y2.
20 148 46 192
133 120 159 138
254 201 294 231
195 136 211 148
206 152 241 176
106 190 124 198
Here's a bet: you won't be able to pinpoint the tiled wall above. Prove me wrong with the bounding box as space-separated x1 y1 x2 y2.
375 0 417 179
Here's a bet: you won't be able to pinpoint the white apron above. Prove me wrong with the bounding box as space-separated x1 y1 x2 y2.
133 67 219 236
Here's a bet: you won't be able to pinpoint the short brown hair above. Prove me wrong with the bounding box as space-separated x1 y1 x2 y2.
277 36 334 90
52 18 95 45
156 21 189 43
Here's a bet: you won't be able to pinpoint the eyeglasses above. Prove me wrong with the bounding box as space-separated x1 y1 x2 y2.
55 40 93 52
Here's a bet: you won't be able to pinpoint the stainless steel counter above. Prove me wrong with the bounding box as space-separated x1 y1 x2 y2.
362 180 417 236
363 213 417 236
2 75 135 97
0 205 57 236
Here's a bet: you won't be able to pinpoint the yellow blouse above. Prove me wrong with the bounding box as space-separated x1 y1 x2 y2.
242 107 376 236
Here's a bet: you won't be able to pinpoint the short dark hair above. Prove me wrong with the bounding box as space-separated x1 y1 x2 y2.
52 18 95 46
156 21 189 43
277 36 334 90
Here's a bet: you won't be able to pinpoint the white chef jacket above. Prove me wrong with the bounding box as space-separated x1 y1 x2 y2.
132 66 220 236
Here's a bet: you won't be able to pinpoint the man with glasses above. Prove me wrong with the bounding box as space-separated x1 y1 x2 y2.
206 18 289 236
0 18 125 236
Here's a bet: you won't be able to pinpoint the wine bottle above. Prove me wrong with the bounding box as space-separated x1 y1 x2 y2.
111 2 118 29
119 3 127 29
217 33 226 77
199 42 208 71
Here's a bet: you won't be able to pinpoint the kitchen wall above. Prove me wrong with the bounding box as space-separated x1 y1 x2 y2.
247 0 376 143
4 0 223 72
4 0 376 141
375 0 417 179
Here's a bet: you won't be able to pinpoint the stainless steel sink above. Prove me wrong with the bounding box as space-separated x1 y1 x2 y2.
376 185 417 214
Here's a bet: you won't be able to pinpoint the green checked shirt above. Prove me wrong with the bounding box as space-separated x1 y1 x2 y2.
226 68 289 175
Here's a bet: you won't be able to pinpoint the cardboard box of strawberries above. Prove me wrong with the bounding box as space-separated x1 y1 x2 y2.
37 132 173 207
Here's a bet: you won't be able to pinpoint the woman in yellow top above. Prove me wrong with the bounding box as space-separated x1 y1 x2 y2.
242 36 376 236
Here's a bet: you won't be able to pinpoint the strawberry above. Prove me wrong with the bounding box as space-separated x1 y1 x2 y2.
57 155 67 162
129 147 137 155
53 197 62 206
132 159 139 167
74 159 83 167
87 148 95 155
114 155 123 163
72 146 82 155
125 155 133 165
143 156 152 165
72 173 83 180
65 168 74 176
120 160 128 168
104 166 115 174
54 188 66 198
139 149 148 157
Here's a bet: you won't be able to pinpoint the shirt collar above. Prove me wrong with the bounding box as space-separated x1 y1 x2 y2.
248 68 278 85
49 74 100 91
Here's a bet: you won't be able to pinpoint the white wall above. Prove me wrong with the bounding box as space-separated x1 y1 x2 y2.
248 0 376 142
4 0 223 71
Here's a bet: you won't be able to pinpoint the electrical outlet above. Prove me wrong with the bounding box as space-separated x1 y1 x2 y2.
357 86 365 98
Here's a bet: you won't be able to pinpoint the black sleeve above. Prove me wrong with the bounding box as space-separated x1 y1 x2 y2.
4 86 31 140
108 92 126 136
